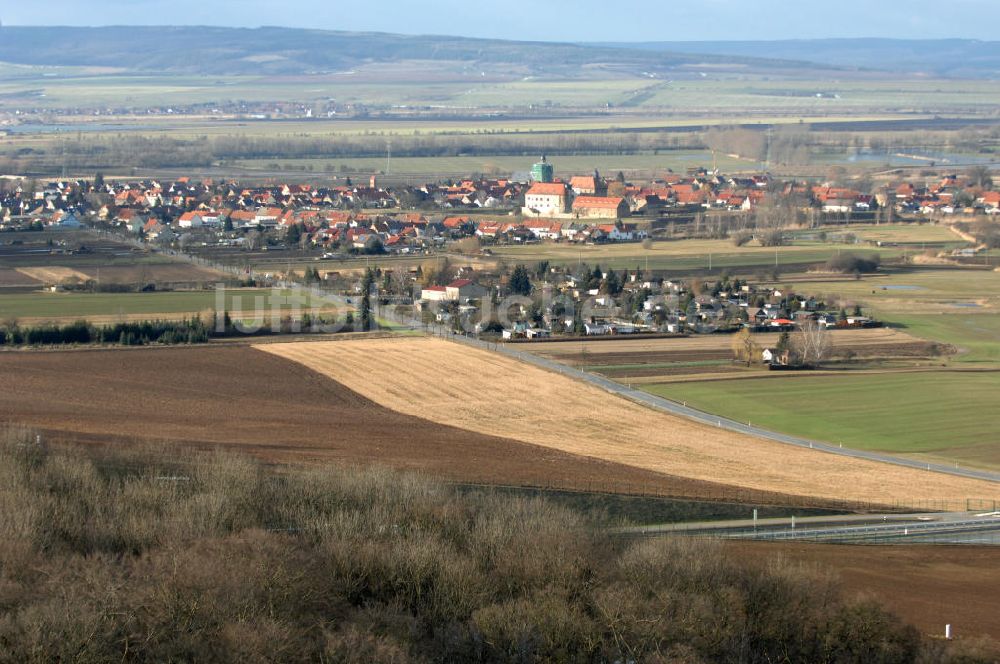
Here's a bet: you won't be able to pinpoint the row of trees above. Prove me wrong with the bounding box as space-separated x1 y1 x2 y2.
0 318 210 347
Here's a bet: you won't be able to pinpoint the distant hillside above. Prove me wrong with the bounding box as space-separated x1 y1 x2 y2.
0 26 822 77
598 39 1000 78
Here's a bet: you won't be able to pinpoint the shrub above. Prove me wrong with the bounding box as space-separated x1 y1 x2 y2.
825 252 881 274
0 430 992 662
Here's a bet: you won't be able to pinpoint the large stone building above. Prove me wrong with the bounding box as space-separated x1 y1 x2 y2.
523 182 568 217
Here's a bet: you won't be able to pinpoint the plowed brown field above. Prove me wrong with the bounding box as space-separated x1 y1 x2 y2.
0 346 783 499
260 337 1000 506
732 542 1000 640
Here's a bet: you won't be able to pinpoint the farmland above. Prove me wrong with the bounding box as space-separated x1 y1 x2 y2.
776 266 1000 316
890 314 1000 363
0 344 733 497
259 336 1000 507
5 66 1000 115
523 328 938 383
490 238 896 272
0 288 347 325
733 541 1000 641
646 372 1000 470
0 230 227 288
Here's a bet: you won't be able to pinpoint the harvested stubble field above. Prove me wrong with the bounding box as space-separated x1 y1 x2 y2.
260 337 1000 507
0 345 767 501
15 266 90 283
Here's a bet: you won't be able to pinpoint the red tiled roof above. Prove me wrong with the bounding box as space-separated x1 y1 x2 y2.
572 196 625 210
526 183 567 197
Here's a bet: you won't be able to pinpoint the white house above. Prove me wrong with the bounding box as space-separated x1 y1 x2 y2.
523 182 568 217
419 286 450 302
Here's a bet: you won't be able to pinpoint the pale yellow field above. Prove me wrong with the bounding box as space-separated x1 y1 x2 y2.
258 337 999 506
16 266 90 283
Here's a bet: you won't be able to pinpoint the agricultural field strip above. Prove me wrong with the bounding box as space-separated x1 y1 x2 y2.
0 288 348 324
258 337 1000 504
527 328 926 362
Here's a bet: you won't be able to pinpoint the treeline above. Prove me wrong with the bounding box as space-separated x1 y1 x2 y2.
0 312 362 347
3 122 997 176
2 124 996 174
0 318 211 347
0 431 995 662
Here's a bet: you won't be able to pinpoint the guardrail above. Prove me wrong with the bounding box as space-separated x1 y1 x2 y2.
719 517 1000 543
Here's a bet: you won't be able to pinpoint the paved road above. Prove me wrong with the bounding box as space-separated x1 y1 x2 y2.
623 510 1000 543
424 328 1000 486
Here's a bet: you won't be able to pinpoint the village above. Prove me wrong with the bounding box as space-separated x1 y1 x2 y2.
2 156 1000 249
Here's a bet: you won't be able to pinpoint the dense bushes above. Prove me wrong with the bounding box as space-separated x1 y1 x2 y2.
825 252 882 274
0 430 993 662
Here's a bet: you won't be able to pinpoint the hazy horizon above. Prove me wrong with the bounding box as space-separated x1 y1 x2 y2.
4 0 998 42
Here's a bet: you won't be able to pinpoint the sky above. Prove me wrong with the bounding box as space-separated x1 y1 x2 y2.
3 0 998 42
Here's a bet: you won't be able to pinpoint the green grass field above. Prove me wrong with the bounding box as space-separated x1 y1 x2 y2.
0 288 344 322
814 223 964 245
645 372 1000 469
777 267 1000 315
888 314 1000 364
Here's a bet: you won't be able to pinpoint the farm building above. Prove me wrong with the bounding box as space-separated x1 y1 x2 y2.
445 279 488 302
572 196 629 220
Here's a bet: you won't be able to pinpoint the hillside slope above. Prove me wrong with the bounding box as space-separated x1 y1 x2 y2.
0 25 820 76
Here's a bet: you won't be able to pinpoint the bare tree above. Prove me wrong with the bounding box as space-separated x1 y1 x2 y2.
731 327 758 367
967 164 993 190
244 230 261 252
792 319 832 367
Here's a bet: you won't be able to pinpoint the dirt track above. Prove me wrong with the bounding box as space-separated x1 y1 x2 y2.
260 337 1000 506
0 346 785 500
732 541 1000 640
